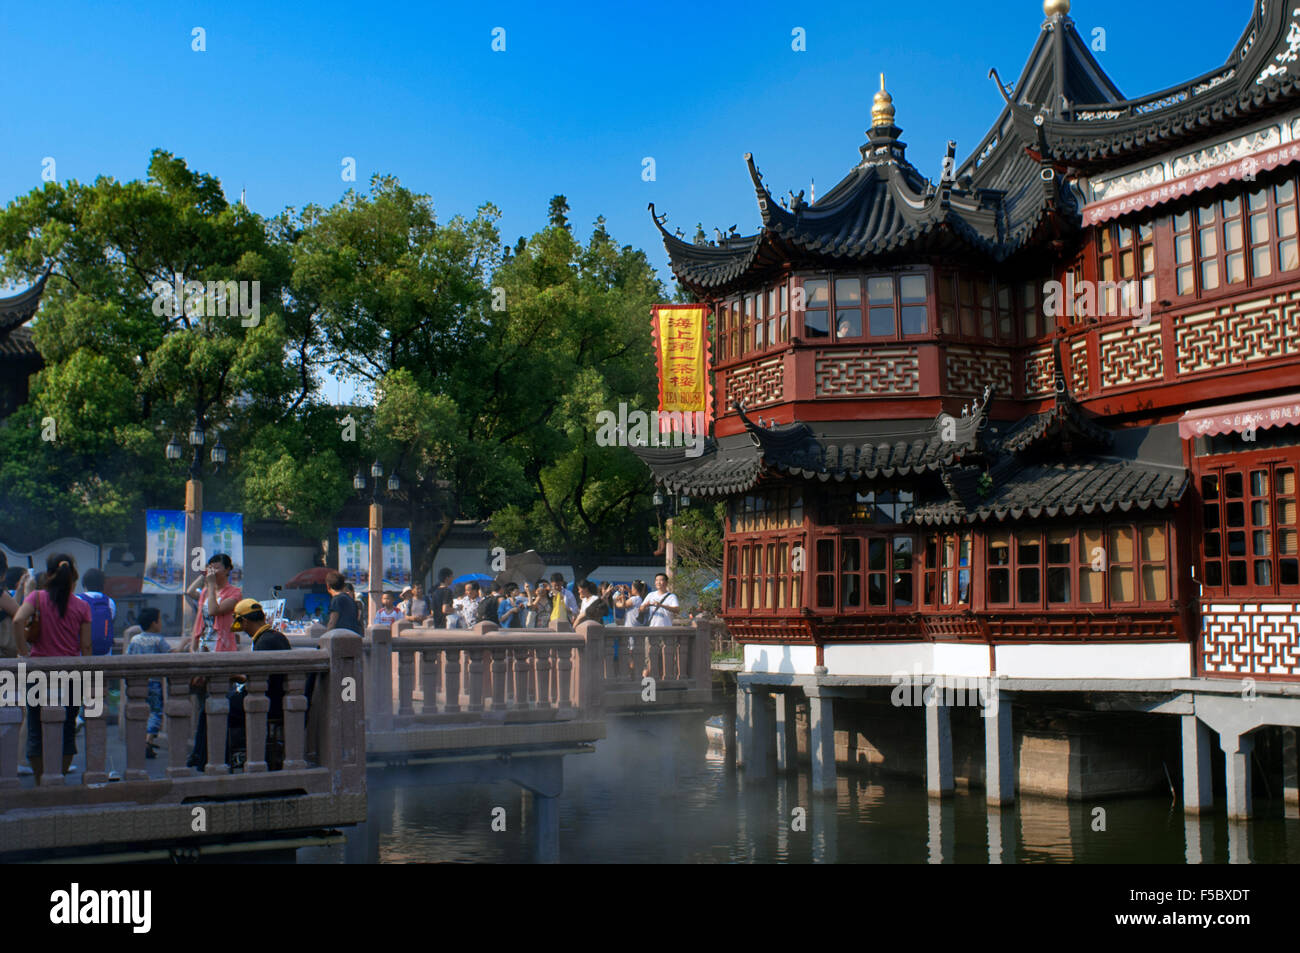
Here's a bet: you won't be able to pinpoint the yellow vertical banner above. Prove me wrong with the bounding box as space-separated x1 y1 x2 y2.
652 304 711 421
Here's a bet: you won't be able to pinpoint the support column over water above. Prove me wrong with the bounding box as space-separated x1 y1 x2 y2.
775 692 792 773
1221 730 1254 821
1181 715 1214 815
983 689 1015 807
925 680 953 799
1283 727 1299 817
533 793 559 864
743 685 773 781
735 687 750 767
806 685 836 795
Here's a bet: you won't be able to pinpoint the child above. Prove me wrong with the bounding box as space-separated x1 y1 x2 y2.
374 591 404 627
126 607 173 758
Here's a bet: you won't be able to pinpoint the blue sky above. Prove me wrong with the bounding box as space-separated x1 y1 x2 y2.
0 0 1249 399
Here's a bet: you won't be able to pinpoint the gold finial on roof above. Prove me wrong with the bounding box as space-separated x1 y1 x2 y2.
872 73 895 128
1043 0 1070 16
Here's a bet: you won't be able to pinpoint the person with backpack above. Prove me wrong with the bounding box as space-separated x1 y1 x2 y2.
11 553 92 784
79 568 117 656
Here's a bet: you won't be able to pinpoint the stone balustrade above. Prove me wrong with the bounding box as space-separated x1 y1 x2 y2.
0 632 366 857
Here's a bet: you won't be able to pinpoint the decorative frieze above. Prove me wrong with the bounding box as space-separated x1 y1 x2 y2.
1069 338 1089 394
1175 290 1300 375
726 357 784 408
1024 344 1055 397
946 346 1011 396
1099 323 1163 389
1202 603 1300 678
814 347 919 397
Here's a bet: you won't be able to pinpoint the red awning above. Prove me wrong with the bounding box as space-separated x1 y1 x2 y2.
1083 140 1300 227
1178 394 1300 439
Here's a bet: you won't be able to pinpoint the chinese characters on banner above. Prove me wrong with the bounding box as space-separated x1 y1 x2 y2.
338 528 368 589
651 304 712 429
142 510 185 594
338 527 413 591
201 512 244 586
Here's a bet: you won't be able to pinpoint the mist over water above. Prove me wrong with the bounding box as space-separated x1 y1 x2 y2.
335 719 1300 864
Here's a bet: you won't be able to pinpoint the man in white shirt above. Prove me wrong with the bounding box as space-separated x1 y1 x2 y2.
640 573 679 627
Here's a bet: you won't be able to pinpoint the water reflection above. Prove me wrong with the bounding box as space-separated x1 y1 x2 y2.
327 720 1300 864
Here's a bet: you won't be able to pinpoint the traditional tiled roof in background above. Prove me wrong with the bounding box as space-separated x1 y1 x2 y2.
912 458 1188 525
1027 3 1299 167
0 272 48 338
0 325 39 360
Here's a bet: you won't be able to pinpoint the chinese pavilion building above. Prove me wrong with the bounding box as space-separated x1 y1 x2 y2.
640 0 1300 822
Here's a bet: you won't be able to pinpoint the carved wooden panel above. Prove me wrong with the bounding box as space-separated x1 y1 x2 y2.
1100 323 1163 389
1024 344 1055 397
1202 602 1300 679
946 346 1012 396
814 347 919 397
1176 290 1300 376
1069 338 1090 394
726 357 784 408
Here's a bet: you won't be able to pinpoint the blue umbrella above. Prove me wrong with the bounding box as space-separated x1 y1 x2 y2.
453 572 494 586
702 579 722 593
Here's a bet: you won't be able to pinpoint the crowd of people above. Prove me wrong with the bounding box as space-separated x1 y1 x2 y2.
0 550 692 783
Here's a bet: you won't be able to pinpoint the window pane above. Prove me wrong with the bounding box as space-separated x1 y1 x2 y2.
989 570 1011 604
867 277 893 304
841 538 861 571
1177 266 1195 295
1110 566 1135 601
1254 245 1273 278
1140 524 1166 562
1225 471 1244 498
894 571 914 607
1227 253 1245 283
868 538 887 571
1047 566 1071 603
816 575 834 607
1174 211 1191 232
1250 212 1271 243
868 574 888 607
1078 566 1104 604
1282 239 1300 271
1198 205 1216 226
901 305 928 335
1017 530 1041 564
842 574 861 608
1277 179 1296 204
870 307 896 336
804 310 828 338
835 278 861 305
835 310 862 338
1201 259 1219 291
1018 567 1041 603
900 275 926 303
1205 562 1223 587
803 279 828 307
1175 234 1193 262
1279 205 1299 239
1047 529 1072 564
1109 526 1134 564
817 539 834 571
1143 565 1168 601
988 531 1011 567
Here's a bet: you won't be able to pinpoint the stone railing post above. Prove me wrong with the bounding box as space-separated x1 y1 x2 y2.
243 674 270 773
165 675 194 777
321 631 366 795
0 706 21 790
693 619 713 686
123 675 150 781
577 621 605 717
368 623 393 731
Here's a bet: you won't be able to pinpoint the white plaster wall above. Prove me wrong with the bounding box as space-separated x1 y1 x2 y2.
744 644 818 675
993 643 1193 679
932 643 994 678
823 643 933 677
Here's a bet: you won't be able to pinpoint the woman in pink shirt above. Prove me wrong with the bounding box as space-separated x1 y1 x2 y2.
185 553 242 652
11 553 91 783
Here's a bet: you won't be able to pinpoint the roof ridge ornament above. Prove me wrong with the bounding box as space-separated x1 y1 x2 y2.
1043 0 1070 19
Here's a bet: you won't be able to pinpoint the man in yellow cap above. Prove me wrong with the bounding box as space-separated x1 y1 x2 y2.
190 599 293 771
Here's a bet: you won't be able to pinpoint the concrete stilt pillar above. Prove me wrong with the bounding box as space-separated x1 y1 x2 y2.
986 807 1015 864
1283 727 1299 817
1181 715 1215 815
807 689 836 795
735 687 751 767
722 692 737 768
1183 816 1209 865
1226 816 1254 863
927 799 954 863
743 686 772 781
925 684 954 799
1221 730 1254 821
983 693 1015 807
533 792 559 864
775 692 792 773
811 800 838 864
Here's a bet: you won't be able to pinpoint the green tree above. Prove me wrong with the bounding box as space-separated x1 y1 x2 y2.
485 201 665 582
0 150 314 545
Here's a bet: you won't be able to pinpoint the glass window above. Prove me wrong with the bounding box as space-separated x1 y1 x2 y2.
803 278 828 339
900 274 928 335
868 276 895 337
988 530 1011 604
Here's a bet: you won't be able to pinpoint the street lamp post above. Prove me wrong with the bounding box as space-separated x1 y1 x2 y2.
353 460 398 626
653 489 691 585
167 418 225 639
